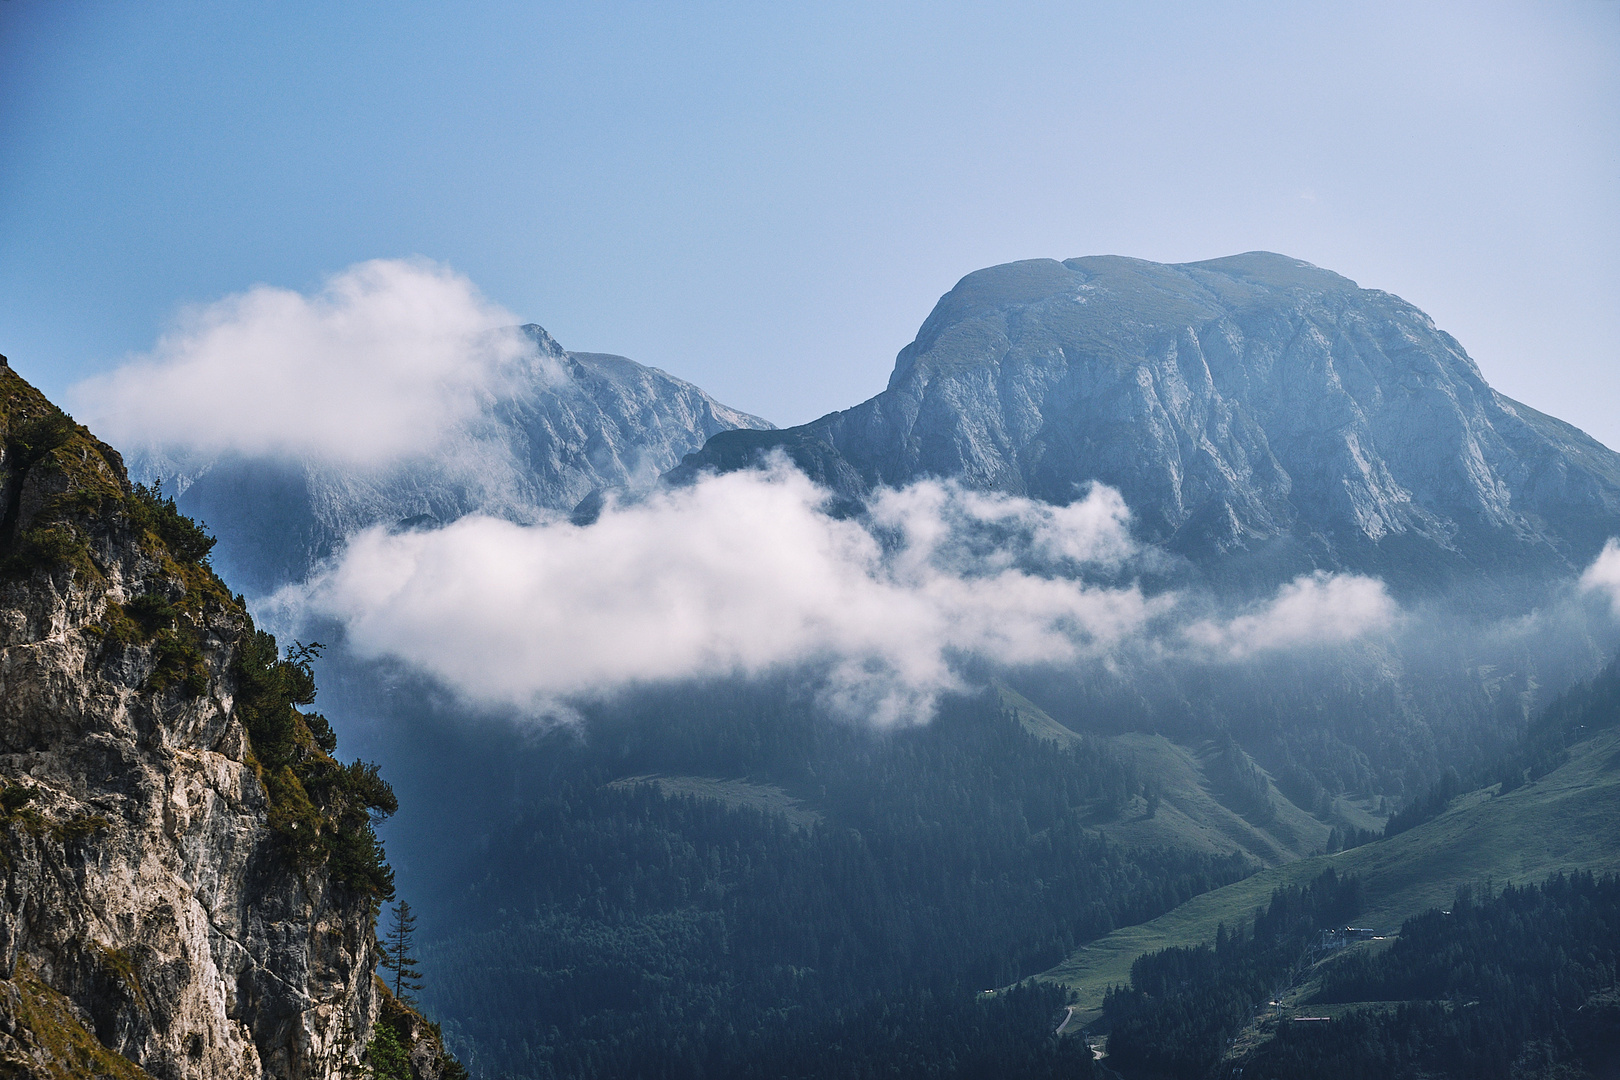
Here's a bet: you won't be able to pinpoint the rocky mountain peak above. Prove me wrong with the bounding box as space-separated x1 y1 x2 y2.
679 253 1620 596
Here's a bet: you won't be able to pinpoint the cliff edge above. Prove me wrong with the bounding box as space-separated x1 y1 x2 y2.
0 360 394 1079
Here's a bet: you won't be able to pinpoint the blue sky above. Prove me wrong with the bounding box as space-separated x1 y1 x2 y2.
2 1 1616 440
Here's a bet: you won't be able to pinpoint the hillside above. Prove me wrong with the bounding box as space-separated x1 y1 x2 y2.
999 686 1349 866
1040 722 1620 1023
399 684 1243 1079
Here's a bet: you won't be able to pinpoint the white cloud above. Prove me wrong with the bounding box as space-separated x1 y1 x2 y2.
866 481 1138 573
273 463 1165 725
1183 571 1398 659
71 258 545 467
261 455 1405 723
1580 539 1620 613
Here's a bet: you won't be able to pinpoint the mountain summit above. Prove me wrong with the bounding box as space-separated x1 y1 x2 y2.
679 253 1620 593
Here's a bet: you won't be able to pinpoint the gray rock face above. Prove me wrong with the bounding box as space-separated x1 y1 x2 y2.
151 325 772 594
681 253 1620 593
1 369 377 1079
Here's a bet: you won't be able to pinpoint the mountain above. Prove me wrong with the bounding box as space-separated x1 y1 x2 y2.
149 325 771 594
0 363 437 1077
676 253 1620 595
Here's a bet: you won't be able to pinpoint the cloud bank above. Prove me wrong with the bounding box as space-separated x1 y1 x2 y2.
71 259 541 466
272 461 1400 724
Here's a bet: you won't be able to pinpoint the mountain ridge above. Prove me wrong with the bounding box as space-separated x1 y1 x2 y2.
676 252 1620 597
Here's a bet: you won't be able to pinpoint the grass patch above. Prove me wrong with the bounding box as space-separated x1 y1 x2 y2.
998 685 1086 747
997 687 1337 866
91 943 150 1015
0 961 155 1079
1097 733 1331 865
50 814 111 844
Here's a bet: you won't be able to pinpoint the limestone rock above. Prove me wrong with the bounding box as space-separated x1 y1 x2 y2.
0 366 381 1079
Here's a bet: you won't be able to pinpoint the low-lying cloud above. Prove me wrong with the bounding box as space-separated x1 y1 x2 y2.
1580 539 1620 614
272 461 1400 724
1183 571 1399 659
72 259 542 466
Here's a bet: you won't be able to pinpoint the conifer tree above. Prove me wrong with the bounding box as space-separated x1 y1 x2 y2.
379 900 423 1002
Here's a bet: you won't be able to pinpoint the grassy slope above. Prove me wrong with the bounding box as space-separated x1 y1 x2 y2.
1092 733 1330 866
998 687 1332 865
1039 725 1620 1022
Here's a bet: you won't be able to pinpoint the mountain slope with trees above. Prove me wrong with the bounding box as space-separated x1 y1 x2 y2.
410 687 1248 1079
1098 869 1620 1079
1040 651 1620 1025
0 362 426 1077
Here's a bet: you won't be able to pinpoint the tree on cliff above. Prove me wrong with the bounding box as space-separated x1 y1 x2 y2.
379 900 423 1002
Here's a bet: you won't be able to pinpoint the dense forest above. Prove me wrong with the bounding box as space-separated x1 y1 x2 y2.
1246 872 1620 1079
322 608 1620 1080
393 648 1620 1078
1100 871 1620 1079
412 687 1250 1078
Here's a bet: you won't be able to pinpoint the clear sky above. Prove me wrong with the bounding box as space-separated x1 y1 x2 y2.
2 2 1616 440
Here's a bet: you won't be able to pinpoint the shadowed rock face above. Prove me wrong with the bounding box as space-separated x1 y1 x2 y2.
150 325 772 595
680 253 1620 595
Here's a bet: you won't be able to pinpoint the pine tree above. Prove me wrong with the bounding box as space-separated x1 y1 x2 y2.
379 900 423 1002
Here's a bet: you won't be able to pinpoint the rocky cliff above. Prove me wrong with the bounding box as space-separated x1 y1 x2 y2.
146 325 772 595
0 361 392 1079
678 253 1620 596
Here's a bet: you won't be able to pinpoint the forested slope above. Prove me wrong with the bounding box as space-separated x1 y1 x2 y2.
412 688 1249 1079
1041 658 1620 1023
1099 869 1620 1079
